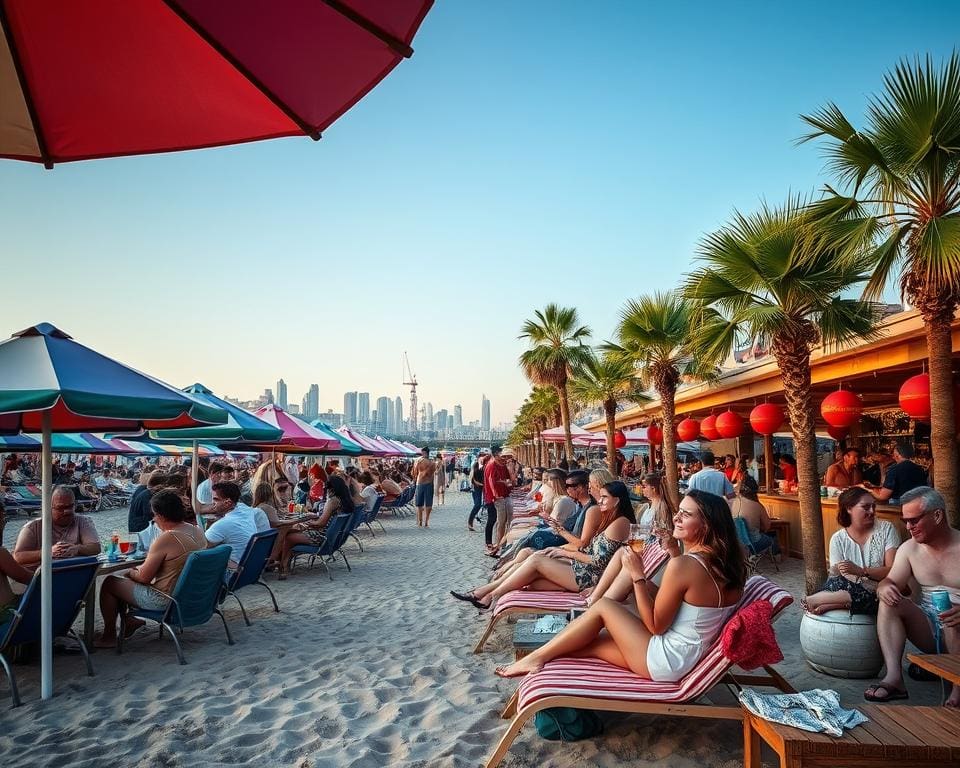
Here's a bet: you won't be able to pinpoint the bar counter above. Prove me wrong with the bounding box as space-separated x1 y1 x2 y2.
757 493 906 559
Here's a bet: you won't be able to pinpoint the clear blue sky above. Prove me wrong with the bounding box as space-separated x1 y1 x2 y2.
1 2 956 424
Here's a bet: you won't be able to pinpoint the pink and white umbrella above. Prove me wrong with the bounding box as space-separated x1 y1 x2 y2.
539 424 605 446
336 426 389 456
251 404 341 452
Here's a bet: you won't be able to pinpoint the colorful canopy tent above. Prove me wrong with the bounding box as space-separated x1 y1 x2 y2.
539 424 604 446
0 322 226 701
0 0 435 167
378 436 418 456
310 421 363 455
399 440 422 454
0 432 123 454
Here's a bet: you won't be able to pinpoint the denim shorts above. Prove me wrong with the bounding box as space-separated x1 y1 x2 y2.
132 583 171 612
415 482 434 507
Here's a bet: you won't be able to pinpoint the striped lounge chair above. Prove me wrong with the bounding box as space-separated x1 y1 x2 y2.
483 575 795 768
473 539 671 654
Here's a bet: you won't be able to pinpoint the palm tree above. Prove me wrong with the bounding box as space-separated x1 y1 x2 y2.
685 199 882 593
528 386 561 466
800 53 960 524
519 305 593 464
570 350 651 475
604 292 719 508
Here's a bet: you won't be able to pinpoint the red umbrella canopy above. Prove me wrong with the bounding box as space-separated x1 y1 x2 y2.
0 0 434 167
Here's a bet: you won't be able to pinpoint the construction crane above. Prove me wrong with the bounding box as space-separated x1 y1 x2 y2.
403 352 418 434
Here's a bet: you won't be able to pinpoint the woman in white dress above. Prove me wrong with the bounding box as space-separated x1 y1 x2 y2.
495 490 745 682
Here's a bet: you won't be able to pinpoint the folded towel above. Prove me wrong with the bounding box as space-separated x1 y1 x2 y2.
721 599 783 670
739 689 868 736
533 614 568 634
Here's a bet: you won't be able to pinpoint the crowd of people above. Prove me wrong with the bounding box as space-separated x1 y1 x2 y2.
0 452 423 646
449 447 959 707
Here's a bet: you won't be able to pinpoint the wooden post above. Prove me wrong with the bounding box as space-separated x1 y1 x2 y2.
763 433 774 492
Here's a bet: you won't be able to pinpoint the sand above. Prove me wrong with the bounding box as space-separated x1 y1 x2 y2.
0 491 946 767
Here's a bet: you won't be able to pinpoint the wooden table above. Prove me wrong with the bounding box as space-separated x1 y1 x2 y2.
907 653 960 687
767 519 791 558
743 703 960 767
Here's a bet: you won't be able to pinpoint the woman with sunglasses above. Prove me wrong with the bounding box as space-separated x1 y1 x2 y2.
495 490 746 681
801 486 899 615
452 481 634 610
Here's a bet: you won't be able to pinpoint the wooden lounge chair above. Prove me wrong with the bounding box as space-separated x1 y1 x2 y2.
473 540 671 654
484 575 794 768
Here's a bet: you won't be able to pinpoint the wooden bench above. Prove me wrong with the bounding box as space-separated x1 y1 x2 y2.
743 704 960 767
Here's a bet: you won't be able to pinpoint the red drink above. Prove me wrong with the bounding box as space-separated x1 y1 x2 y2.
119 541 132 554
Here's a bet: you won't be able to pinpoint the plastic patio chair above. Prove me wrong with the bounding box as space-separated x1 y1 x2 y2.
288 513 353 580
0 556 99 707
733 516 779 573
118 545 234 665
362 494 386 536
220 529 280 626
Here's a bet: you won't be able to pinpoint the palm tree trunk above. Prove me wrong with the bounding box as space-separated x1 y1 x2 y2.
657 384 680 510
557 381 574 464
773 339 827 594
924 310 960 527
605 401 617 476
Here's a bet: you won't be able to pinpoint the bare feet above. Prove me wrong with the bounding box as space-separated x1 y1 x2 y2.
495 657 544 678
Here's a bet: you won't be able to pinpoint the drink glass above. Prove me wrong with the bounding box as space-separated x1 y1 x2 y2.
118 540 132 555
628 524 648 554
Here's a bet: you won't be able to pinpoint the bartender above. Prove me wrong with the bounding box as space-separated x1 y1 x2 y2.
862 442 927 503
823 447 863 489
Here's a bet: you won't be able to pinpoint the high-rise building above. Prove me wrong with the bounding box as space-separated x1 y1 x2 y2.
303 384 319 421
343 391 358 424
376 396 391 434
358 392 370 422
394 396 404 433
288 403 301 415
453 404 463 427
437 409 448 431
481 394 491 431
276 379 287 411
386 398 395 433
425 402 434 430
320 410 343 428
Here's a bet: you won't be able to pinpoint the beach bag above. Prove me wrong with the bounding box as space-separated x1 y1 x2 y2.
459 478 470 492
534 707 604 741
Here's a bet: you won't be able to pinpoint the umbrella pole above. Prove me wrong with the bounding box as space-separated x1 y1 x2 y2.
191 440 200 509
40 410 53 700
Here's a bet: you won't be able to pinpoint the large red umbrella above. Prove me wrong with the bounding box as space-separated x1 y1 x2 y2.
0 0 433 167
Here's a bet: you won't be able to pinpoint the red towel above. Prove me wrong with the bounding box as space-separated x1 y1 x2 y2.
721 599 783 670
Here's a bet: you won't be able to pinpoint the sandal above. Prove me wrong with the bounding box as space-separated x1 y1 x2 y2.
863 683 909 702
450 590 477 603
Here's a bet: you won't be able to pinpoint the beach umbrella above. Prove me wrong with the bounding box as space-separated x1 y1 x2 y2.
380 436 418 456
0 322 226 700
310 421 363 455
336 427 389 456
0 0 435 168
241 405 341 453
540 424 604 446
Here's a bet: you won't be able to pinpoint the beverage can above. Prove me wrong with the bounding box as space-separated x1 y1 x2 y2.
288 501 295 514
930 589 952 614
820 486 828 498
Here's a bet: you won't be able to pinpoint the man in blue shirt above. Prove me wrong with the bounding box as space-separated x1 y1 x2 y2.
686 450 735 498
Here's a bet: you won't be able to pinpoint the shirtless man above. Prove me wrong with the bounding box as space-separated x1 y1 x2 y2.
865 486 960 705
412 447 436 528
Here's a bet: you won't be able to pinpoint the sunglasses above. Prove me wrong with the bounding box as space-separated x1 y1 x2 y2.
565 482 582 489
902 509 933 527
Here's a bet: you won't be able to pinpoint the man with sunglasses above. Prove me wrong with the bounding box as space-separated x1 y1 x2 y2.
865 486 960 705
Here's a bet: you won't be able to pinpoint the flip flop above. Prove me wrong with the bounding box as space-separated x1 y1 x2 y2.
450 590 477 603
863 683 909 702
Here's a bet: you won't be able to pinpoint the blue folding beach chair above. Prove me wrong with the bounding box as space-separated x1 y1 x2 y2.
734 516 779 574
0 556 99 707
220 529 280 626
362 494 386 536
288 513 353 580
118 545 233 665
345 503 369 553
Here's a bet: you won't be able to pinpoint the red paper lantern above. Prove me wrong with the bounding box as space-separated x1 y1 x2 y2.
715 410 745 439
677 418 700 442
646 424 662 445
700 414 720 441
899 373 931 421
821 388 863 429
827 426 848 441
613 429 627 449
750 403 784 435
